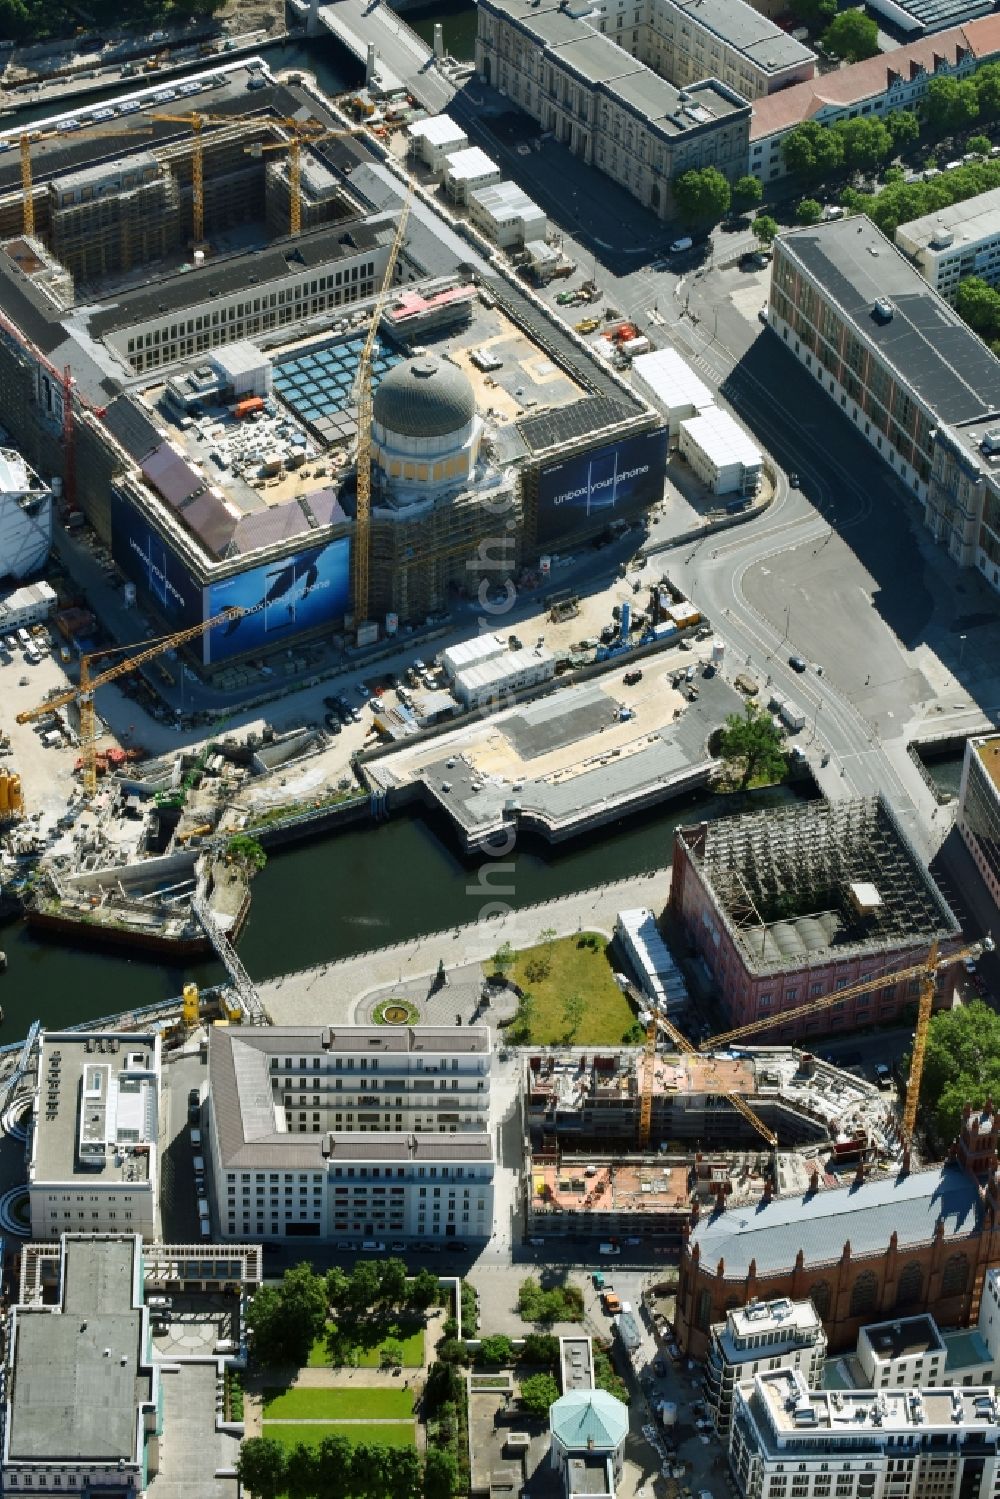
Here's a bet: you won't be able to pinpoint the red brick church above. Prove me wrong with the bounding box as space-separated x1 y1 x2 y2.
675 1105 1000 1358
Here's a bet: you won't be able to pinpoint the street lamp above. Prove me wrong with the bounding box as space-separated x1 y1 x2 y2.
959 634 968 668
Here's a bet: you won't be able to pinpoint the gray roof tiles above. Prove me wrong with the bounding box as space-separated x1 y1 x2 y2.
691 1163 981 1279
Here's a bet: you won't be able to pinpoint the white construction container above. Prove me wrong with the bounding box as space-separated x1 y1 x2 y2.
631 348 714 444
443 146 501 205
678 406 762 496
407 114 468 172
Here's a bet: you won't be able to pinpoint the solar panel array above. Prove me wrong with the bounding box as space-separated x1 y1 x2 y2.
272 335 403 445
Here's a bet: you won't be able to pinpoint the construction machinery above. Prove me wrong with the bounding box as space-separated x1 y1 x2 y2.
19 123 154 239
243 121 373 237
351 181 412 634
696 938 992 1145
639 1008 778 1151
16 608 241 797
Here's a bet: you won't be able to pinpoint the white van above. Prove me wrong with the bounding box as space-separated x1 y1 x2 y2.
361 1239 386 1252
670 236 693 254
599 1243 621 1256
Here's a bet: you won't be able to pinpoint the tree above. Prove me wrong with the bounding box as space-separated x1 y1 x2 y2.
796 198 823 225
781 120 845 181
731 174 763 212
752 214 779 248
671 165 731 226
562 991 585 1043
225 833 267 875
378 1335 405 1370
787 0 835 26
247 1270 329 1368
717 702 787 791
437 1337 470 1364
346 1259 382 1313
326 1266 350 1306
974 62 1000 120
478 1334 514 1364
424 1447 459 1499
285 1443 320 1499
922 75 979 137
236 1438 288 1499
316 1434 355 1499
956 276 1000 343
885 109 920 153
521 1332 560 1365
352 1441 392 1499
379 1257 408 1307
520 1372 561 1416
388 1448 423 1499
408 1266 440 1310
834 117 892 174
969 134 993 156
920 1001 1000 1142
491 940 514 979
821 9 878 61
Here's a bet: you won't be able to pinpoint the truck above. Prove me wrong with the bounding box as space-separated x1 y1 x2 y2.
601 1290 622 1314
778 699 806 733
234 396 265 420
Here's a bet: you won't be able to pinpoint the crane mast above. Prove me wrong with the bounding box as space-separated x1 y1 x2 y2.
18 608 241 797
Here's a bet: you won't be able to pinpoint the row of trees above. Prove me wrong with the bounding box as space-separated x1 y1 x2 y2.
782 61 1000 190
862 154 1000 239
671 167 762 228
247 1261 440 1369
236 1435 454 1499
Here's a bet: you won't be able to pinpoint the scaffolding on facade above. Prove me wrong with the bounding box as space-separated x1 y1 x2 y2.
685 796 959 974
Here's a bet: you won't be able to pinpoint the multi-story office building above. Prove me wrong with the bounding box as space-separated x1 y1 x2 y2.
475 0 753 223
769 217 1000 591
206 1025 495 1242
895 187 1000 303
730 1368 1000 1499
27 1030 161 1240
705 1299 827 1436
958 734 1000 909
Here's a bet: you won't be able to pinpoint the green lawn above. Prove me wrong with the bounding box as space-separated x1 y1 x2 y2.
307 1320 425 1369
508 933 636 1045
262 1421 416 1451
262 1387 414 1420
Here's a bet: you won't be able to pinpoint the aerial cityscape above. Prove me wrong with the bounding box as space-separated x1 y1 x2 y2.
1 0 1000 1494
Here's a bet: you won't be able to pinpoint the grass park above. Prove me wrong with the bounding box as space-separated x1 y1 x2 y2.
307 1318 425 1369
261 1422 416 1451
505 932 636 1045
262 1388 414 1420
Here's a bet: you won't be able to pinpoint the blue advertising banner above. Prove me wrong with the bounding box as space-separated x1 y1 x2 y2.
204 536 351 664
536 428 668 542
109 490 202 628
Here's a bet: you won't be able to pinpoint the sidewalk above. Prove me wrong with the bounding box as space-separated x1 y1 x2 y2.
261 870 665 1026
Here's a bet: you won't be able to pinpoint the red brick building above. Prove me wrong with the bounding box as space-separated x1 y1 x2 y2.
675 1106 1000 1358
669 796 959 1038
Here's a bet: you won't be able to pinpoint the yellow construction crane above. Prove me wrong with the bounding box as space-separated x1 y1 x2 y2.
243 122 372 237
697 937 992 1144
16 607 241 797
640 1002 778 1150
352 182 412 633
150 110 292 243
19 124 154 238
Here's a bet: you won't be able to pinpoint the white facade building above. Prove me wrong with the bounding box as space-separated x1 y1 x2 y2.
452 643 556 708
631 348 713 444
206 1025 494 1243
895 188 1000 304
0 450 52 582
443 147 502 205
730 1369 1000 1499
614 907 689 1016
706 1298 827 1436
0 580 57 632
475 0 754 223
468 179 547 249
407 114 469 172
440 632 507 680
678 405 762 495
27 1030 161 1240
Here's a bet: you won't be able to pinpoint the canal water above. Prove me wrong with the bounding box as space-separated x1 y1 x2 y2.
0 782 806 1033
